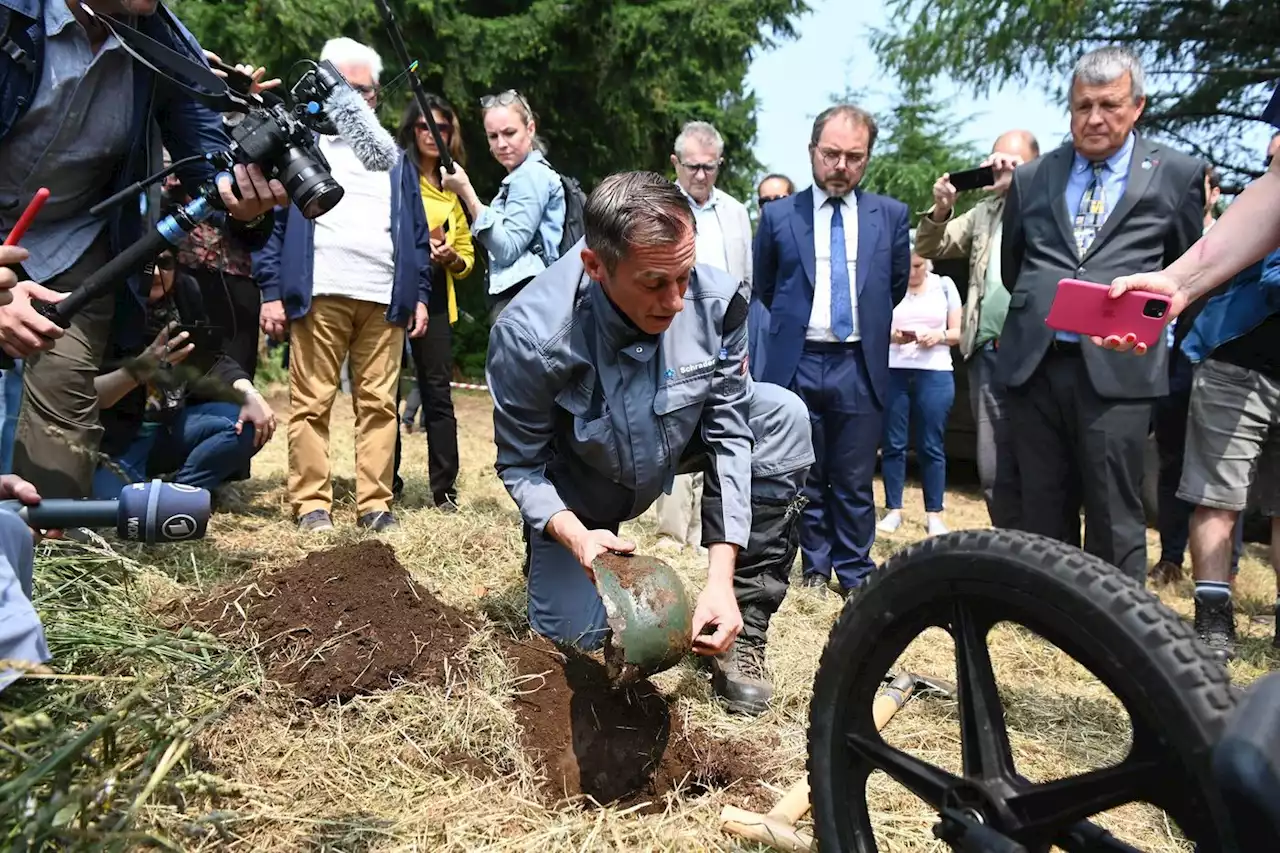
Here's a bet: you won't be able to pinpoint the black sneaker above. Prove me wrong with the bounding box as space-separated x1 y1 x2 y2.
1194 595 1236 663
710 638 772 716
297 509 334 533
357 511 398 532
433 491 459 513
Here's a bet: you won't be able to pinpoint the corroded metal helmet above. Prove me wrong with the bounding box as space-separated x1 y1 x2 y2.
593 552 693 687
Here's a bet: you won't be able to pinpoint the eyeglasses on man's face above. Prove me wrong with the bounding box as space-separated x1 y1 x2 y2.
814 146 867 169
679 160 721 176
352 83 380 103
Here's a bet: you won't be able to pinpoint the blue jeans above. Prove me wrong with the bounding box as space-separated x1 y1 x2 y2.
0 360 23 473
881 368 955 513
91 402 257 499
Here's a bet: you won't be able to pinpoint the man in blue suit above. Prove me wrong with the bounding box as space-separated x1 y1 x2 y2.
753 104 910 595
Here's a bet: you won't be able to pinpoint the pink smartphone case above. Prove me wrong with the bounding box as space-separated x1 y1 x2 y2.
1045 279 1171 346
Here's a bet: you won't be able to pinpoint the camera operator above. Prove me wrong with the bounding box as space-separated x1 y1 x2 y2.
0 474 54 693
0 0 287 500
89 251 275 501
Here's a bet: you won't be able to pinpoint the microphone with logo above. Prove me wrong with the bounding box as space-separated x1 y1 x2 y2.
0 481 211 544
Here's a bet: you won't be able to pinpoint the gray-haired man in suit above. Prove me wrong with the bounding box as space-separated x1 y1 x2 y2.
998 46 1205 582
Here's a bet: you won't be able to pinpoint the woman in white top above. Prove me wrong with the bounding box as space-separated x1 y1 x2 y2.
878 253 962 536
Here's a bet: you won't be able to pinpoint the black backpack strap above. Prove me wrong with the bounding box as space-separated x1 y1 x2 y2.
0 6 36 75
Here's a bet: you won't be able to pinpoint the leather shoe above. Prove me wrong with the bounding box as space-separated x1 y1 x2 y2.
357 511 398 532
710 638 772 716
1149 560 1184 585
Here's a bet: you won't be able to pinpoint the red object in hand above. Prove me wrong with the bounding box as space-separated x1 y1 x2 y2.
4 187 51 247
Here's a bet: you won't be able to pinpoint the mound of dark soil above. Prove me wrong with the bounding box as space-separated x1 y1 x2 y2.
190 540 768 809
189 540 480 704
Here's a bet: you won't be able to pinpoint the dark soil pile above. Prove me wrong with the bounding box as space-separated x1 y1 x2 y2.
190 541 767 809
188 540 480 704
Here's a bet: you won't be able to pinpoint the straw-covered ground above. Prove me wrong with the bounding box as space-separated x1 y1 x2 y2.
2 386 1276 852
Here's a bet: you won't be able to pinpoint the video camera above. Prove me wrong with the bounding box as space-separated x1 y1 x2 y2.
0 480 211 545
12 8 377 336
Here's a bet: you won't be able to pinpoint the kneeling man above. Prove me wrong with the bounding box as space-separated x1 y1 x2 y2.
487 171 814 715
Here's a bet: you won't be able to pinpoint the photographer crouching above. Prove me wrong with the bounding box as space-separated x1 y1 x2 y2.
0 0 285 499
90 250 275 502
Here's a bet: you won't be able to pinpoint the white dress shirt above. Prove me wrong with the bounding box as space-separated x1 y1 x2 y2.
312 136 396 305
807 183 860 342
681 186 730 273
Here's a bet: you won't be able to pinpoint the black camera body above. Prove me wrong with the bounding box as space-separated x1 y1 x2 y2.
222 61 352 220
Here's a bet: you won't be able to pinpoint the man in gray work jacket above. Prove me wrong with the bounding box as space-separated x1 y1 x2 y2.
486 170 815 716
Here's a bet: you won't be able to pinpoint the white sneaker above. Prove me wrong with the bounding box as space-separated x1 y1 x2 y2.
877 511 903 533
926 514 949 536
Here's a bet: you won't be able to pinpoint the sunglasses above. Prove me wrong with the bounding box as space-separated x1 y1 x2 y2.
417 120 453 136
480 89 531 114
758 194 788 206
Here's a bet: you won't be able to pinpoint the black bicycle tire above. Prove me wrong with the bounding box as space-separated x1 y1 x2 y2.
807 529 1238 853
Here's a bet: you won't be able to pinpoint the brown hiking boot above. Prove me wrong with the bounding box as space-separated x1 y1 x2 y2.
1149 560 1185 585
711 638 772 716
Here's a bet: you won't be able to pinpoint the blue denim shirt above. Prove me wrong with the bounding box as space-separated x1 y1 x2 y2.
1182 249 1280 365
472 150 565 296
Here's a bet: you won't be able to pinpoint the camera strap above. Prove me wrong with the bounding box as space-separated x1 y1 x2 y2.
78 2 247 115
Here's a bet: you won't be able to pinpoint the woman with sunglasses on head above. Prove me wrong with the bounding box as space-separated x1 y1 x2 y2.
440 90 565 321
391 95 475 510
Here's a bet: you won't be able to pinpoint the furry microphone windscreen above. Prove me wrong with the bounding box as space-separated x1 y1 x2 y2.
325 85 401 172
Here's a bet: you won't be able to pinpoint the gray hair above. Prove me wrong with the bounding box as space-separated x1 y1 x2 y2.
1072 46 1145 103
585 172 695 273
320 37 383 83
810 104 879 153
674 121 725 159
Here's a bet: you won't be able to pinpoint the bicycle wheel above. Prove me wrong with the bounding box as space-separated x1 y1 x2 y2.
807 529 1238 853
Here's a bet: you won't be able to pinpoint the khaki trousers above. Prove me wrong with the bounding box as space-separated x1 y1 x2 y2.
288 296 404 518
13 236 116 498
654 472 703 545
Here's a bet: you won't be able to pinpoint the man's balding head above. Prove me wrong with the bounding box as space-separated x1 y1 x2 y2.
993 130 1040 162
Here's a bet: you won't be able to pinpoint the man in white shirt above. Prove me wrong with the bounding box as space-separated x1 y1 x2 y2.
654 121 753 553
254 38 430 533
753 105 911 596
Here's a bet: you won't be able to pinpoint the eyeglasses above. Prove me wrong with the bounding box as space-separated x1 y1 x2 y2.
480 89 532 115
815 147 867 169
417 120 454 137
352 83 380 101
679 160 721 176
758 194 788 206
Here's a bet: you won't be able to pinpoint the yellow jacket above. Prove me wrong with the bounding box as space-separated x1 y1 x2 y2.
419 174 476 324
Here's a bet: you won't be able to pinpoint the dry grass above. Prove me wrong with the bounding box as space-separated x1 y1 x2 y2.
9 389 1278 851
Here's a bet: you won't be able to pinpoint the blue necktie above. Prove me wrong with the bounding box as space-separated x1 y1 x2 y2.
829 198 854 341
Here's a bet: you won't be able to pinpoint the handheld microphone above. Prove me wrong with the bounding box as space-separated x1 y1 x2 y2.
323 84 400 172
0 480 211 544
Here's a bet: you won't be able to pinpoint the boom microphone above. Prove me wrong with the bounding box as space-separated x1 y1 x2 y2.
0 480 211 544
324 84 401 172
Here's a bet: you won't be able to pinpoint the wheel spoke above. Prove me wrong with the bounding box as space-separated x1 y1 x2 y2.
845 731 962 810
1055 819 1147 853
1006 758 1162 836
950 599 1016 782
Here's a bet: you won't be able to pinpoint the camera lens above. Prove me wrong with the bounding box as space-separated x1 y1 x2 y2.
278 146 344 219
1142 299 1167 319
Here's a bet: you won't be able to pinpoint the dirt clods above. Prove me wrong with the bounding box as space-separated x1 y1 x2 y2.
189 540 479 704
190 541 765 809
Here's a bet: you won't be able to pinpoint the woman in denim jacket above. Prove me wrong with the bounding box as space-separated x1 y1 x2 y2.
442 90 565 321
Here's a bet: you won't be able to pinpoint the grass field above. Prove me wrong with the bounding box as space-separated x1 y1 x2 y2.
2 388 1276 852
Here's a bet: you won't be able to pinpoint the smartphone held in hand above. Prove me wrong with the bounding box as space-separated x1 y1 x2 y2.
948 166 996 193
1045 278 1171 348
